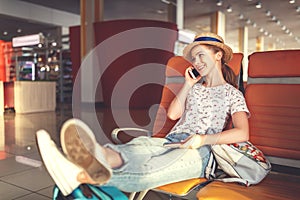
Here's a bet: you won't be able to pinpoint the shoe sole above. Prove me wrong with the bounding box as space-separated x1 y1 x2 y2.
61 119 111 184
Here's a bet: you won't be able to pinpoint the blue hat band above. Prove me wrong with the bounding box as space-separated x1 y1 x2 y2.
194 36 223 43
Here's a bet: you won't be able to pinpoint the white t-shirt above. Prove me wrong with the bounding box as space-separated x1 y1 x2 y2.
168 83 250 136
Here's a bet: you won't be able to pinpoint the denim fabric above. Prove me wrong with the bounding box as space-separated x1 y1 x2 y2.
164 132 191 144
104 136 210 192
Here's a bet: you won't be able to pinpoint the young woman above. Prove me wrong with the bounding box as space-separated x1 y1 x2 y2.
36 32 250 196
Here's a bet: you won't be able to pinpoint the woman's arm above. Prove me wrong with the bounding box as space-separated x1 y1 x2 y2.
181 111 249 149
167 82 192 120
202 111 249 145
167 67 201 120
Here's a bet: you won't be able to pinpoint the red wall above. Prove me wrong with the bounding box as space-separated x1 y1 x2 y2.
69 19 178 108
93 19 178 108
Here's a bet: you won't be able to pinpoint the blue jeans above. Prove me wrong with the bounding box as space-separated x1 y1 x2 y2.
104 136 210 192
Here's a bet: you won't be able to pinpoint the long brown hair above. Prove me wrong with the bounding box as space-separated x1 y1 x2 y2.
205 45 237 88
222 64 237 88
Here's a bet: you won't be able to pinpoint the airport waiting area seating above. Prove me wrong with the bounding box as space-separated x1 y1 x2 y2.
113 50 300 199
112 53 244 200
196 50 300 199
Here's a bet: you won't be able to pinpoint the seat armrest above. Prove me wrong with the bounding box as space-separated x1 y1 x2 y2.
111 127 152 144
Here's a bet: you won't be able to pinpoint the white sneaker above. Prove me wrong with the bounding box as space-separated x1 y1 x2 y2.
36 130 82 196
60 118 112 185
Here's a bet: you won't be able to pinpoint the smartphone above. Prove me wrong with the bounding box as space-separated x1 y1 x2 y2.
163 142 182 148
189 68 200 79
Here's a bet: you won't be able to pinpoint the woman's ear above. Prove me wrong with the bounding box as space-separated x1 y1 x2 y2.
216 51 223 61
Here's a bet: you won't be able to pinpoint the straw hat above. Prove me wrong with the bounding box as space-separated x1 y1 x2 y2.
183 32 233 63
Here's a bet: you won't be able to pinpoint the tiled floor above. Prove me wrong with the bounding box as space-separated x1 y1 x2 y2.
0 104 185 200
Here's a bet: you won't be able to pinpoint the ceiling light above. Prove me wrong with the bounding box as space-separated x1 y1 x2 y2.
281 25 287 30
271 16 276 21
226 5 232 12
253 22 257 27
265 10 271 16
296 6 300 12
276 20 281 25
289 0 295 4
3 31 8 35
238 14 244 19
161 0 176 6
259 28 264 32
216 0 223 6
161 0 170 4
246 19 251 24
255 2 262 9
17 28 22 33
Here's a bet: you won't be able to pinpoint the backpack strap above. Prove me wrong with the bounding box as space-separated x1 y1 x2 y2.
215 177 250 186
205 152 217 180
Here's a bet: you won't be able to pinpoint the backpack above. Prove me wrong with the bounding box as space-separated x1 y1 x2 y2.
53 184 128 200
205 141 272 186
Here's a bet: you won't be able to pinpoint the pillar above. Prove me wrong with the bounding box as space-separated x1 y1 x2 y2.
176 0 184 30
238 27 249 82
211 11 226 39
80 0 103 104
80 0 102 59
165 0 184 30
167 0 176 24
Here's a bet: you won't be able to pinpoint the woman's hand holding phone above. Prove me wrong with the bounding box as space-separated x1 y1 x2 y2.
164 134 204 149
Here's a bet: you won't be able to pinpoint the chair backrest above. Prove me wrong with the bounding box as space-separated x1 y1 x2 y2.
152 53 244 137
245 50 300 161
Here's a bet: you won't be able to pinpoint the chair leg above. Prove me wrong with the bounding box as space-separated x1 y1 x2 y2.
136 190 149 200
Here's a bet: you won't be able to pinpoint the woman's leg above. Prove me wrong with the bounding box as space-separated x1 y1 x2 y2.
104 146 123 169
105 136 210 192
58 119 210 192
